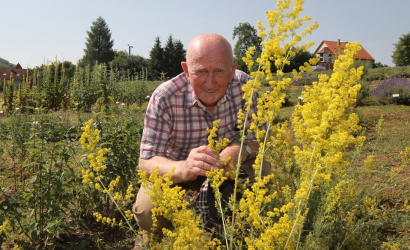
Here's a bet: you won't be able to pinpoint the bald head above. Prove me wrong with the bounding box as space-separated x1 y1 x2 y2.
186 33 234 67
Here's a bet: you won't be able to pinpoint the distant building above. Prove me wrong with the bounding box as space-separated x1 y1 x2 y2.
0 63 26 82
313 39 375 70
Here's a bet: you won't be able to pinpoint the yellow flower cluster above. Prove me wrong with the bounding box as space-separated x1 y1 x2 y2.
239 0 319 182
375 114 386 140
292 42 365 175
238 174 278 233
105 176 121 194
400 147 410 165
207 119 231 156
124 209 134 221
0 219 11 235
93 212 120 227
81 169 95 187
125 184 135 202
80 119 100 152
362 155 378 174
230 1 322 247
87 148 108 172
139 168 218 249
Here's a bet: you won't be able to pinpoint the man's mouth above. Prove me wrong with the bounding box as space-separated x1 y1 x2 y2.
203 88 217 93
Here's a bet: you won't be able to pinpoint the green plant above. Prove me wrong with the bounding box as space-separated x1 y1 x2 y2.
0 116 78 248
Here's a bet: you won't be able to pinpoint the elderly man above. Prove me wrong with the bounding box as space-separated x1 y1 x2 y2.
133 33 270 245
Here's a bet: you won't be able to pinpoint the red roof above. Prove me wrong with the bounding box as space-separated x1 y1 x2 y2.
314 40 375 61
0 63 26 81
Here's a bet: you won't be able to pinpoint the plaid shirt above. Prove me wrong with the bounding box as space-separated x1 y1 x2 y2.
140 70 258 160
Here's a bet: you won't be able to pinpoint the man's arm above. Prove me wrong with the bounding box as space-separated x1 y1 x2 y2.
139 145 221 184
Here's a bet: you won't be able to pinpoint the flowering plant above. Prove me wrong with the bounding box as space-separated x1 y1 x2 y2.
371 77 410 105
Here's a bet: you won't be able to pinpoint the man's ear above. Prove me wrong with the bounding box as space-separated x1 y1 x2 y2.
181 62 189 76
230 62 238 81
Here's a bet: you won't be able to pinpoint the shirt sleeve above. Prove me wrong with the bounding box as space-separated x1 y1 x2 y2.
139 90 172 159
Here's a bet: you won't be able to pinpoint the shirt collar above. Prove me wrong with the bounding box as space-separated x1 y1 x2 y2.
184 81 231 110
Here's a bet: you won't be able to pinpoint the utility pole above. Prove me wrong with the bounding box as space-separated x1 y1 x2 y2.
127 44 133 56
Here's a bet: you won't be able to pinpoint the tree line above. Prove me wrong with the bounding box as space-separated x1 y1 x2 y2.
77 17 320 82
78 16 186 81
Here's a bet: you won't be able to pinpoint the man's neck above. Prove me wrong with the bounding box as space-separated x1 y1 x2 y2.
196 99 216 115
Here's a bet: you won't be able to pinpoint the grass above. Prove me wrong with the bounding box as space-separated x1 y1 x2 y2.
357 105 410 165
355 105 410 247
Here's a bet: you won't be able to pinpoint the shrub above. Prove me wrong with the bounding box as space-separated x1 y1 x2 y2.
356 80 373 106
365 71 387 82
371 77 410 105
292 75 316 86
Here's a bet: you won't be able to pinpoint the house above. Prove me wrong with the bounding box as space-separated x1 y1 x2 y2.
313 39 375 70
0 63 26 82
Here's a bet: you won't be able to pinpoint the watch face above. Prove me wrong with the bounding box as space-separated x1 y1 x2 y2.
245 144 251 154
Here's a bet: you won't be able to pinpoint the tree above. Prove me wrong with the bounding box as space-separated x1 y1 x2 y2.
81 17 115 67
163 35 186 78
0 57 13 68
282 48 315 73
148 37 164 80
374 62 388 68
392 32 410 66
232 22 262 72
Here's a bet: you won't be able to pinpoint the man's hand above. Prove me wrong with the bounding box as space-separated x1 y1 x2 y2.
175 145 220 182
218 144 240 177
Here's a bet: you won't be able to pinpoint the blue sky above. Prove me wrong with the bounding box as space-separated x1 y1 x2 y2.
1 0 409 68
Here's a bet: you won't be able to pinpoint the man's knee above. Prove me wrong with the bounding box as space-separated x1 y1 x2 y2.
133 186 172 234
133 187 154 232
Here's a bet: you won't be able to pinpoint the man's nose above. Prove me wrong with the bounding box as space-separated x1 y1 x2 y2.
204 73 216 88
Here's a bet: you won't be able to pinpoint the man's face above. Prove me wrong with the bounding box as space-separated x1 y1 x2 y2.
182 47 237 109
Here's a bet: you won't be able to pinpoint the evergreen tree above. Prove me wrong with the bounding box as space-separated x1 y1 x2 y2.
163 35 175 78
81 17 115 67
148 36 164 80
163 35 186 78
172 39 186 75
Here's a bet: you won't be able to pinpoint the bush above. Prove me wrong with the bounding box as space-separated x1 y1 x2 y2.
356 80 372 106
292 75 317 86
371 77 410 105
365 71 387 82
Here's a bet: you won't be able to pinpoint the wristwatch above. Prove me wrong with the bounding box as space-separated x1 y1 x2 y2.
244 144 252 160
